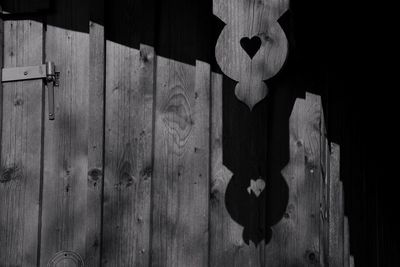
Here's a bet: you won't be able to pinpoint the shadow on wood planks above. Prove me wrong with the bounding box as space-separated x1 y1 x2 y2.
0 0 390 265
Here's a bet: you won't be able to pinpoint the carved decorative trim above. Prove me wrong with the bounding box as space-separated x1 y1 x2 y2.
213 0 289 109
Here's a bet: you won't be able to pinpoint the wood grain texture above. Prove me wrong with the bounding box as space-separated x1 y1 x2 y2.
329 143 344 267
213 0 289 109
40 22 90 266
320 107 329 266
0 20 43 266
209 73 263 267
102 43 154 266
151 58 210 267
0 11 353 266
265 93 322 266
86 20 105 267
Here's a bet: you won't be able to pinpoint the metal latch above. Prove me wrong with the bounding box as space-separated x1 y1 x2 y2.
1 62 60 120
45 62 59 120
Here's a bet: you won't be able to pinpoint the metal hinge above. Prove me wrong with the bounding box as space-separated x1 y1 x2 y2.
1 62 60 120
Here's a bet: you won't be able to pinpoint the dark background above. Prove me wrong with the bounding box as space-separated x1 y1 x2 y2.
1 0 395 265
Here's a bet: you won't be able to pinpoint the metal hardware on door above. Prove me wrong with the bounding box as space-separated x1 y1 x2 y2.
1 61 60 120
45 62 59 120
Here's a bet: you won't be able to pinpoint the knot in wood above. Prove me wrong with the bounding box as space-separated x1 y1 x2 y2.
0 164 21 183
14 98 24 106
140 166 152 179
162 89 193 145
305 250 318 264
88 168 102 181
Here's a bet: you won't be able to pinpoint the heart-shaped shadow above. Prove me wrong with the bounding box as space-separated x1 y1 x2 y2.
240 36 262 59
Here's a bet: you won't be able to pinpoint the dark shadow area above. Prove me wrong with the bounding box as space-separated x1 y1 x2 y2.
0 0 394 265
0 0 49 14
223 74 299 245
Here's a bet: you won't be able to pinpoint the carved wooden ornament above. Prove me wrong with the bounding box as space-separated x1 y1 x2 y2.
214 0 289 109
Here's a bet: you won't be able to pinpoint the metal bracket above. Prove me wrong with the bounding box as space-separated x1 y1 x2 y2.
1 62 60 120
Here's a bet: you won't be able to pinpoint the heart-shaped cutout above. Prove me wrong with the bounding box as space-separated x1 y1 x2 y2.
240 36 262 59
247 178 266 197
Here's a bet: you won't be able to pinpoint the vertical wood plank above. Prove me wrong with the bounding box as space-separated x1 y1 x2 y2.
209 73 262 266
350 255 355 267
151 58 210 267
40 12 90 266
0 20 43 266
344 216 350 267
265 93 322 266
329 143 344 266
86 19 105 267
0 5 3 156
102 43 154 266
320 107 330 266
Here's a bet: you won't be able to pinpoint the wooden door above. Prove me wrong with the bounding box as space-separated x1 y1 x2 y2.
0 2 352 267
0 2 91 266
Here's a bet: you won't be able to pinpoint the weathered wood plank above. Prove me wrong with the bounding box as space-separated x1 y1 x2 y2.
344 216 350 267
209 73 262 267
0 20 43 266
102 43 154 266
40 15 89 267
86 19 105 266
265 93 322 266
0 4 3 165
320 106 330 266
151 58 210 267
329 143 344 266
